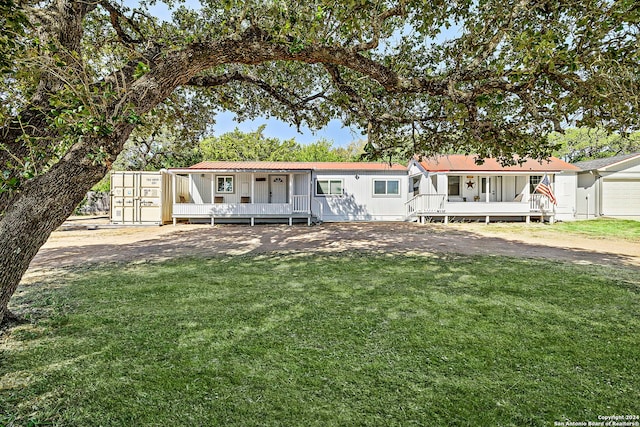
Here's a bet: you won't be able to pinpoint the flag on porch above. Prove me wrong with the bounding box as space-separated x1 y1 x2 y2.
534 174 557 205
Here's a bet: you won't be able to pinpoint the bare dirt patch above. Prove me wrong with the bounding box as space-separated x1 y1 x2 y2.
27 219 640 276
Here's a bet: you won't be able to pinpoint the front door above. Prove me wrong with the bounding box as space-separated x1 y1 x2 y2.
270 175 287 203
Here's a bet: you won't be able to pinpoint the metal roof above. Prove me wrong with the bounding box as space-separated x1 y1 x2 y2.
573 153 640 171
172 161 407 172
418 155 580 172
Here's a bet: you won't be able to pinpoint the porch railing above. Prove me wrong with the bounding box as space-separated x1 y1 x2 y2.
529 194 551 212
174 201 311 217
292 195 309 213
405 194 446 218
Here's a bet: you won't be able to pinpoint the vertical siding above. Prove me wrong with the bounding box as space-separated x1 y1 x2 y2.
253 174 269 203
554 174 577 221
312 170 408 221
192 174 212 204
576 172 598 219
294 174 309 195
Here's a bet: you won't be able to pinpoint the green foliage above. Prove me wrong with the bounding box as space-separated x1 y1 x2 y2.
91 175 110 192
3 254 639 425
199 126 358 162
3 0 640 200
550 128 640 163
0 0 28 72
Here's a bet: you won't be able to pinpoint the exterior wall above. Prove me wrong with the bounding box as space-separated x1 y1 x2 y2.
575 157 640 220
312 170 408 221
554 173 577 221
187 173 311 205
575 172 598 219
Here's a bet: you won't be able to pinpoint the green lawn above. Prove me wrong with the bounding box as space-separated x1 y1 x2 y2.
2 254 639 426
552 218 640 241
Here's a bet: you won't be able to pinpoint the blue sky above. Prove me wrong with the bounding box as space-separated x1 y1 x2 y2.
124 0 362 147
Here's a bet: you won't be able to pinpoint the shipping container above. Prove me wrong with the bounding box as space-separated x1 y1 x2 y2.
110 171 172 225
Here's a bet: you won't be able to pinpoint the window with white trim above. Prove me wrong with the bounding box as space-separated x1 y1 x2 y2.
529 175 542 193
316 179 343 196
373 179 400 196
448 176 461 196
216 175 234 193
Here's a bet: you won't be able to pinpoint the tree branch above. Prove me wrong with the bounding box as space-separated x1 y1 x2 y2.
353 4 405 52
99 1 145 46
187 72 326 128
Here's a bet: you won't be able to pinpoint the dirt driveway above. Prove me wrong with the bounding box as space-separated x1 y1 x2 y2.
27 219 640 275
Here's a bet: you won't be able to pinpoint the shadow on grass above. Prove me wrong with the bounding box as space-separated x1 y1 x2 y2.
4 253 640 425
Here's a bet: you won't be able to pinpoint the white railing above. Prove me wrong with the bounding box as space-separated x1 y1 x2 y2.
530 194 551 212
292 195 309 213
174 203 295 217
405 194 446 217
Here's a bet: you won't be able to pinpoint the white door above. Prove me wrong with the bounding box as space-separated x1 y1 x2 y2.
270 175 287 203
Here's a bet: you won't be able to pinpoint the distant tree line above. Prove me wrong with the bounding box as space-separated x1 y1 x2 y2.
114 124 366 171
550 128 640 163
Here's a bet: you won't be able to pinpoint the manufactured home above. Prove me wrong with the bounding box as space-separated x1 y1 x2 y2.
109 155 640 226
167 161 408 225
407 155 579 223
574 153 640 220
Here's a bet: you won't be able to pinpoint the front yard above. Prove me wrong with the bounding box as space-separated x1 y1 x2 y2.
2 252 639 426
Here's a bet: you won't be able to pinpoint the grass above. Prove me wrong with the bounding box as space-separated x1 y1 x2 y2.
2 253 639 426
552 218 640 241
462 218 640 242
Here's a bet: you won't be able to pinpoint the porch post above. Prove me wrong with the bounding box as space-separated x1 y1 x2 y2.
289 173 293 204
171 173 176 204
210 173 214 202
251 173 255 204
188 173 193 203
308 172 312 214
172 173 177 226
485 176 490 203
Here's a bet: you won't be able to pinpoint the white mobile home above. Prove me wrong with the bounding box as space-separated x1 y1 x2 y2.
166 161 408 225
574 153 640 220
407 155 579 223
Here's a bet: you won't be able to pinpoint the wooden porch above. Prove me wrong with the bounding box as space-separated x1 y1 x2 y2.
406 194 554 224
172 195 319 226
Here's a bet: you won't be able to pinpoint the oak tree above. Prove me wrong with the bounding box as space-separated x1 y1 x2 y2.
1 0 639 323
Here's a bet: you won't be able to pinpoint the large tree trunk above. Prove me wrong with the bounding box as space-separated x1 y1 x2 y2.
0 128 133 325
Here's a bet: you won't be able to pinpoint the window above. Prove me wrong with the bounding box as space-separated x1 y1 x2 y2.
412 176 421 196
316 179 343 196
216 176 234 193
448 176 461 196
373 179 400 196
529 175 542 193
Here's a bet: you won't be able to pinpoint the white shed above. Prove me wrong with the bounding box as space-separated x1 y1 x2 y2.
574 153 640 220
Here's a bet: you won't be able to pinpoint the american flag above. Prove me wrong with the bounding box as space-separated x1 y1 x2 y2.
534 174 557 205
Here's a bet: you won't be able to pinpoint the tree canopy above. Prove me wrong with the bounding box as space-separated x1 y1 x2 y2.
550 128 640 163
197 126 363 163
1 0 639 323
